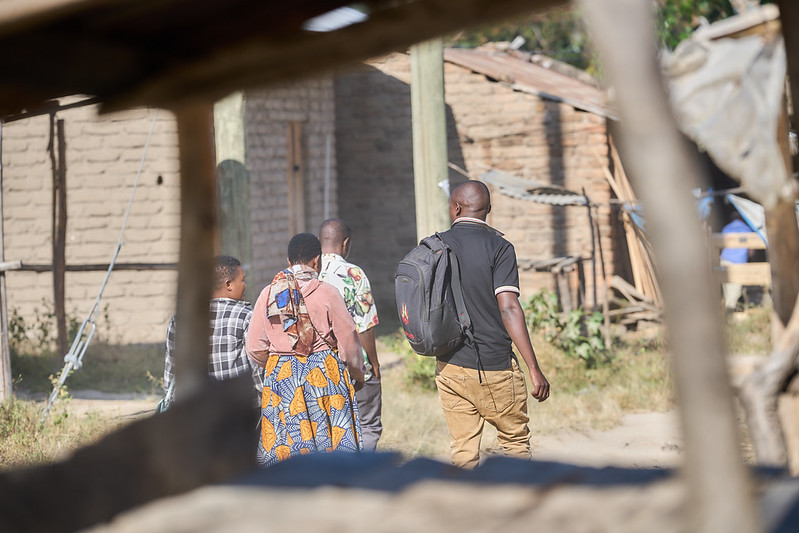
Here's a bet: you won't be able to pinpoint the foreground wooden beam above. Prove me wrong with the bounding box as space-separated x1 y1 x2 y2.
0 377 258 533
581 1 761 532
173 99 218 397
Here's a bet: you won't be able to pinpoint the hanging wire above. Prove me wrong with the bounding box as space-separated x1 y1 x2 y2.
40 110 160 426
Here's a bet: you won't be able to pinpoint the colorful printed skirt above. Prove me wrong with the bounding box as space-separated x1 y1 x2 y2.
257 349 362 467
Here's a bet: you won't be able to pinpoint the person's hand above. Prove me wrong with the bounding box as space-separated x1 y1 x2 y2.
371 363 380 380
353 377 365 392
529 368 550 402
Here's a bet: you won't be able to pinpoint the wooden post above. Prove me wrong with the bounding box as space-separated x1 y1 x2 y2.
582 2 761 532
0 122 11 401
287 121 305 235
411 38 450 241
214 92 254 300
173 100 217 398
48 114 68 357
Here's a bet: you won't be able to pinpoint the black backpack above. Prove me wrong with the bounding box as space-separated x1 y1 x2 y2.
394 233 473 357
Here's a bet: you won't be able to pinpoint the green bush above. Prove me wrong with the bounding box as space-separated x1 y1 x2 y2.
523 290 608 367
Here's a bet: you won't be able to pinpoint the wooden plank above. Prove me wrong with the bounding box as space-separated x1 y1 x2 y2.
173 100 217 398
584 3 760 532
711 232 767 250
0 123 10 402
287 121 305 235
0 376 258 533
15 262 178 272
411 38 450 240
49 115 68 357
715 263 772 286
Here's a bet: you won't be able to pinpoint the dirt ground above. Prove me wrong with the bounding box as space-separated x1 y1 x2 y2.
61 390 683 469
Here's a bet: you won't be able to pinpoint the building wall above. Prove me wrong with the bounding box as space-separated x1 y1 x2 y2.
335 53 617 324
1 103 181 345
245 76 337 294
1 76 337 347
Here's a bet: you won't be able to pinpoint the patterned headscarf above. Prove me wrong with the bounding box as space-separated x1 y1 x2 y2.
266 267 317 357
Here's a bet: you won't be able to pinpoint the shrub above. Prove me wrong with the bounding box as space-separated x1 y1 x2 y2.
523 290 608 367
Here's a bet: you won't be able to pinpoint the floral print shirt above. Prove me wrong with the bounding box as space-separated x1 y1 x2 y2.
320 253 379 334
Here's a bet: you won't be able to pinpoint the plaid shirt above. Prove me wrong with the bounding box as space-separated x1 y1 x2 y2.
164 298 262 399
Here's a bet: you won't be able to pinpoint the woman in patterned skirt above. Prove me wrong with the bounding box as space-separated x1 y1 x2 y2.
246 232 365 467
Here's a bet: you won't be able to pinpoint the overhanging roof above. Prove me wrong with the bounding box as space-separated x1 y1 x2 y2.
0 0 568 117
444 47 617 119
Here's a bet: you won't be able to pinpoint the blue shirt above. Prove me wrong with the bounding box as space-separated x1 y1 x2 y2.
720 219 753 264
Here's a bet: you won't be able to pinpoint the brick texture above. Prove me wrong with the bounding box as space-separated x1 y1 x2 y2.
335 53 622 323
245 76 337 293
2 103 180 345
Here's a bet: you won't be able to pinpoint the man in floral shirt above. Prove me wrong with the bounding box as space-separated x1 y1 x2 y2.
319 218 382 451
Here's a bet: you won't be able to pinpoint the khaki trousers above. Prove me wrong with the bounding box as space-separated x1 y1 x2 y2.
435 359 531 469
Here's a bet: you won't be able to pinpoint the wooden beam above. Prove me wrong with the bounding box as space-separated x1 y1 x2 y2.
581 2 760 532
715 263 772 286
173 99 217 398
287 121 305 235
99 0 568 113
0 123 11 402
214 92 253 299
12 262 178 272
0 376 258 533
411 38 450 240
48 114 67 357
710 232 767 250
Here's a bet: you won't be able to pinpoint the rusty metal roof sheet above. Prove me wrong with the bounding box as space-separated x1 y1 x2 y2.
444 47 617 120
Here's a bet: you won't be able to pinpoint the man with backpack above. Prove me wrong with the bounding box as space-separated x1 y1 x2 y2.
434 180 550 469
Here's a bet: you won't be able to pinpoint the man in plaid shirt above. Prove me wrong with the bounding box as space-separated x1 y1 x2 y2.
163 255 262 406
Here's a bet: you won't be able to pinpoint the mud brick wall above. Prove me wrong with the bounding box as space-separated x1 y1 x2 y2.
1 103 180 345
335 52 619 324
245 76 337 294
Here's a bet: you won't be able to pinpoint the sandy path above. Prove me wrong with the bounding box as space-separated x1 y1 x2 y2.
56 390 683 469
532 410 682 468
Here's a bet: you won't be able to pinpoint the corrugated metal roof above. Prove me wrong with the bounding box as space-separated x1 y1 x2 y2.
444 47 617 120
480 169 589 206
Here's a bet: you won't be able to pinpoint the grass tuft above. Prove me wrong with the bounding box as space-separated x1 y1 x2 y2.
0 397 122 471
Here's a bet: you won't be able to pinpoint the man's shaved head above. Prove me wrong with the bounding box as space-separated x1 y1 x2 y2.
320 218 351 244
449 180 491 222
320 218 353 257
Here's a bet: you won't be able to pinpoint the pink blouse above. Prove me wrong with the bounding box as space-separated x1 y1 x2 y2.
245 267 365 383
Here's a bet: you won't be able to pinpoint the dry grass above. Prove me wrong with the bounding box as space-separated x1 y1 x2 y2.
376 329 674 458
10 308 774 469
0 397 123 471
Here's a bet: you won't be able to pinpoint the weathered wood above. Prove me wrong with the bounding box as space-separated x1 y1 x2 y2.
740 292 799 467
778 393 799 474
48 114 67 357
715 263 772 287
411 38 450 240
0 123 10 402
14 262 178 272
214 92 253 299
581 2 761 532
711 232 768 250
776 0 799 172
173 100 217 398
0 376 258 533
287 121 305 235
765 198 799 336
609 275 656 307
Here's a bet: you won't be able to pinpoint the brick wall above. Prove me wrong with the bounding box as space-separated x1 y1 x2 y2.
2 102 181 345
244 76 337 294
1 78 337 347
336 53 619 323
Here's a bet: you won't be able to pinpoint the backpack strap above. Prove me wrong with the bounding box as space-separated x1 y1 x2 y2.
435 233 487 382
